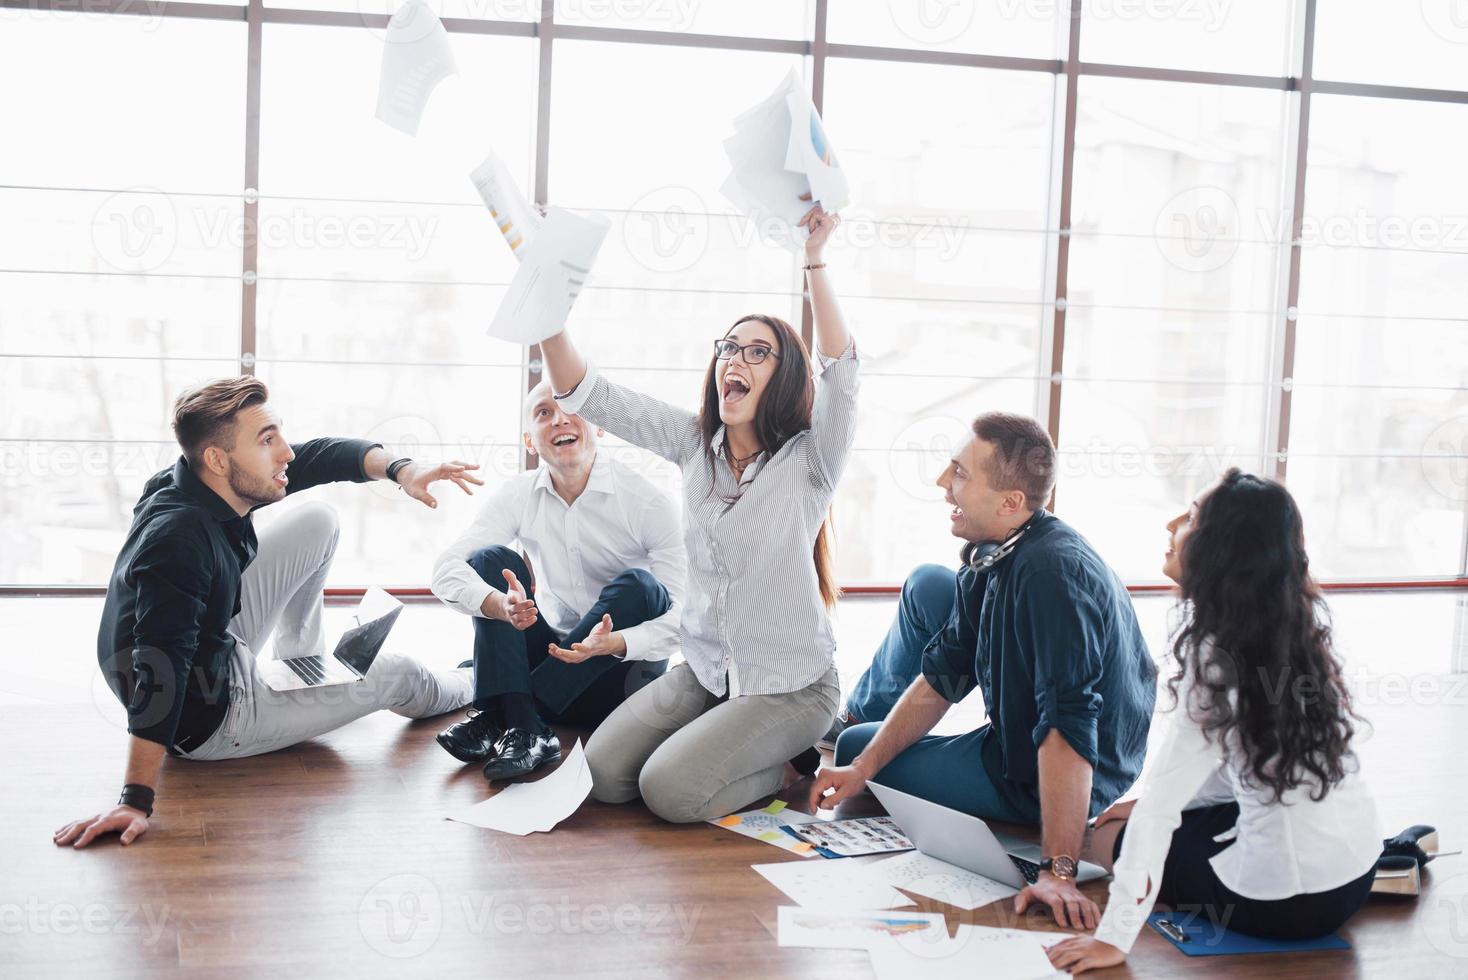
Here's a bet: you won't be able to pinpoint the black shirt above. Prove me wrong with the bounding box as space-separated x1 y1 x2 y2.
96 438 379 752
920 510 1157 819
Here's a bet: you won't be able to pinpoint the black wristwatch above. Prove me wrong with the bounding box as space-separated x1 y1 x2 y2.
1040 855 1078 881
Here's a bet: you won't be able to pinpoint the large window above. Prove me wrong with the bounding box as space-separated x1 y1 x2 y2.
2 0 1465 589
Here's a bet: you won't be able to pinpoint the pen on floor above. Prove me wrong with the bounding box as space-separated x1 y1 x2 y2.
1157 919 1190 943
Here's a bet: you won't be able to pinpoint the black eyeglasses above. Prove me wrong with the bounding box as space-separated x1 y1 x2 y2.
714 339 782 365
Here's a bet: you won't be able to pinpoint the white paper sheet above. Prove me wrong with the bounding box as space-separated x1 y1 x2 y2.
866 850 1020 911
776 906 944 951
469 149 541 260
783 89 850 212
487 206 610 345
375 0 458 136
865 923 1059 980
708 802 822 857
720 67 849 250
752 859 911 913
447 739 592 835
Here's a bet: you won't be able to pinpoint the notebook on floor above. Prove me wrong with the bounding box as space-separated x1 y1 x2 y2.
1147 912 1351 957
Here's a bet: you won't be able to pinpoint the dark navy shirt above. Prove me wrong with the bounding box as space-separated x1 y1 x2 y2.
96 439 378 751
921 510 1156 819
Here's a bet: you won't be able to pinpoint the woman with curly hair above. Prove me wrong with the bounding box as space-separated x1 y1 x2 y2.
1048 468 1382 973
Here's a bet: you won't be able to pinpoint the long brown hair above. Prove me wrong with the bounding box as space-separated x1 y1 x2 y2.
1170 469 1361 802
696 314 839 609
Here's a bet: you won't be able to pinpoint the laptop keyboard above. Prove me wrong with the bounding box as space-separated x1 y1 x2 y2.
284 655 330 685
1010 855 1041 885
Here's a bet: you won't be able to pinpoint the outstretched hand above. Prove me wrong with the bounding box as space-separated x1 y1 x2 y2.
797 196 840 258
395 460 484 509
499 569 538 630
548 614 625 663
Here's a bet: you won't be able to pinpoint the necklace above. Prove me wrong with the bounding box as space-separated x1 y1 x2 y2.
729 446 763 478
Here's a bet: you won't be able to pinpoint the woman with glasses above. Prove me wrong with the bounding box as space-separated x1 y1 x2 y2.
537 203 854 822
1047 469 1384 973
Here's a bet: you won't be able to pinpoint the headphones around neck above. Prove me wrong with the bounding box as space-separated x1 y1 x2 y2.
966 515 1039 571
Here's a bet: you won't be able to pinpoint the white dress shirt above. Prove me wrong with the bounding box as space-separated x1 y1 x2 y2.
431 450 685 662
1093 650 1382 954
556 342 859 698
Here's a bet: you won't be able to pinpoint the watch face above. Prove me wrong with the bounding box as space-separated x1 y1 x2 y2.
1046 855 1078 879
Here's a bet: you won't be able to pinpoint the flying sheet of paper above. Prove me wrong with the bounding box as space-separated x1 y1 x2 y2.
865 924 1059 980
776 906 944 951
375 0 458 136
447 739 591 835
866 850 1020 911
720 67 848 250
487 206 610 345
783 89 850 212
752 858 911 912
469 149 541 260
708 800 821 857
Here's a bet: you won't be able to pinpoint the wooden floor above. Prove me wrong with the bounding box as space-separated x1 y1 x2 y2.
7 684 1468 979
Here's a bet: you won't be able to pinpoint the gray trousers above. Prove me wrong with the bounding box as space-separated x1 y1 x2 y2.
585 661 840 823
181 501 473 761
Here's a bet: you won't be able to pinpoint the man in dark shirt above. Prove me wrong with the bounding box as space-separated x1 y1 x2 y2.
809 412 1156 931
55 376 483 850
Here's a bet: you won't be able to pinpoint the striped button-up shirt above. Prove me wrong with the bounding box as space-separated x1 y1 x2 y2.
557 342 859 697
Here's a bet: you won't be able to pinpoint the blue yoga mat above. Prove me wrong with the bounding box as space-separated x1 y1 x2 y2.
1147 912 1351 957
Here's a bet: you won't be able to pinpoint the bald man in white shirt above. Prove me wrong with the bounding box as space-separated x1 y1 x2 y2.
431 382 686 780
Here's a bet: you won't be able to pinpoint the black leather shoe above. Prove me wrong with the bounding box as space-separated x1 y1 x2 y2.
436 711 503 764
483 727 561 781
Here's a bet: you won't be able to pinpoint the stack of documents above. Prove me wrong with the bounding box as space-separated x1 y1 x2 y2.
720 68 851 250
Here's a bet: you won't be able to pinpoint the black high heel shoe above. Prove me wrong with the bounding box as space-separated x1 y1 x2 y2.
1381 825 1447 869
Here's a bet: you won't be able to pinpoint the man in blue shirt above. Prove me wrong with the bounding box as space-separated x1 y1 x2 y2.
810 412 1155 930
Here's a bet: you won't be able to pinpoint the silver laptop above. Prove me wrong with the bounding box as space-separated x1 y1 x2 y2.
869 780 1107 888
261 588 403 692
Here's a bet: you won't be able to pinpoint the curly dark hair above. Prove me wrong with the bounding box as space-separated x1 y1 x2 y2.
1169 468 1361 803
